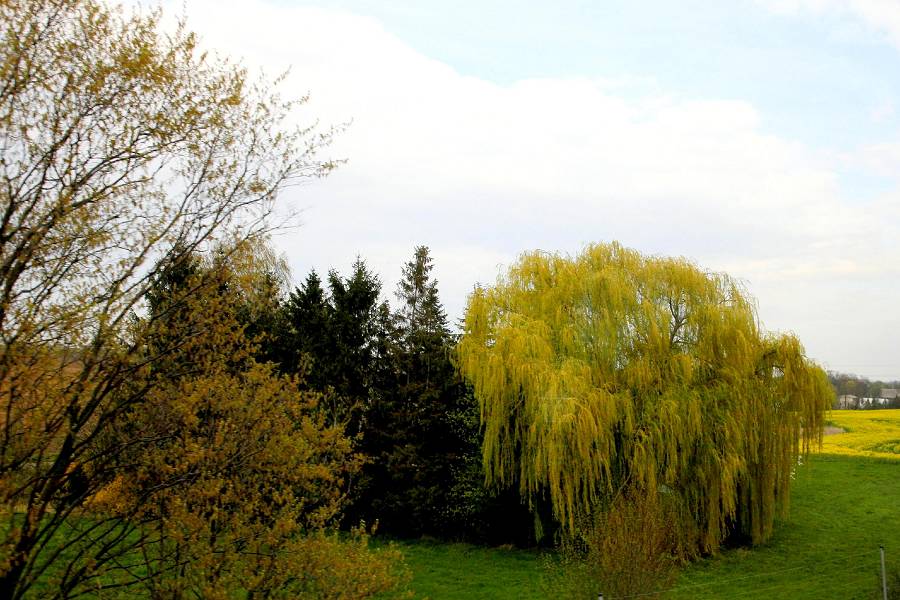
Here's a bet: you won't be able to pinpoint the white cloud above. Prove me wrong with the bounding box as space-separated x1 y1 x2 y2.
854 141 900 176
156 0 899 379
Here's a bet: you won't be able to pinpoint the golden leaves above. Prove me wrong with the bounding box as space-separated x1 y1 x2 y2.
0 0 340 594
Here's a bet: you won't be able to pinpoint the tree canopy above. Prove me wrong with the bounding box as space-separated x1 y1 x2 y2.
0 1 411 597
352 246 478 537
275 248 498 540
457 242 832 554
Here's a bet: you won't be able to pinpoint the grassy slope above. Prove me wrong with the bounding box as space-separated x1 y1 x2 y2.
398 410 900 599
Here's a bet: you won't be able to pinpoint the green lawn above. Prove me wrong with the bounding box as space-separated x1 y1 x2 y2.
391 539 546 600
667 455 899 599
395 455 900 599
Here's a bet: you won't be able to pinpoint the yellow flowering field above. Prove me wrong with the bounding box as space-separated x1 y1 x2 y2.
816 409 900 459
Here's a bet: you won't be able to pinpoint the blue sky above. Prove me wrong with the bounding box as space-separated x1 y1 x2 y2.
297 0 900 148
301 0 900 209
160 0 900 380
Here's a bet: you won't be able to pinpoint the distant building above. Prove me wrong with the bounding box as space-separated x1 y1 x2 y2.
837 394 858 409
860 397 889 408
881 388 898 400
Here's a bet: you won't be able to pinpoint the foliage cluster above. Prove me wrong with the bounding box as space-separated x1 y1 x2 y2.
542 491 679 599
273 525 411 600
270 248 529 542
0 1 404 597
457 243 832 555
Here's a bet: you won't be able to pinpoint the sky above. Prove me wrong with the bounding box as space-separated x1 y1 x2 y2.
154 0 899 381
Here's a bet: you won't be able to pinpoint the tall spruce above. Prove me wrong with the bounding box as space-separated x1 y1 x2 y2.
281 270 331 381
352 247 477 536
279 259 388 432
391 248 457 534
327 259 386 410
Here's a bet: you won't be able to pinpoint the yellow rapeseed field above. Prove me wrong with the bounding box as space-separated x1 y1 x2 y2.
817 409 900 459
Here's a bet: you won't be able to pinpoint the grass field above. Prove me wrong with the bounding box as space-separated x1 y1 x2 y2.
392 539 546 600
395 410 900 599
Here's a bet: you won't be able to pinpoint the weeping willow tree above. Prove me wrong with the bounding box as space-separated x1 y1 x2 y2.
457 242 832 555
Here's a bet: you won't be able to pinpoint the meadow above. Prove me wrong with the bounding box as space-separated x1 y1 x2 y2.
822 409 900 459
396 409 900 599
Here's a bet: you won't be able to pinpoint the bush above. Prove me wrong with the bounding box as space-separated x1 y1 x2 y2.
543 490 680 599
256 525 412 599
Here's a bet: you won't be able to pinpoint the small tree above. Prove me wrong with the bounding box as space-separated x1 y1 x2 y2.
0 0 339 596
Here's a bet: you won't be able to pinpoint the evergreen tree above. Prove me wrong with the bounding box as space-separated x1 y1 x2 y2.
273 250 533 542
327 259 385 408
281 270 331 380
355 247 483 537
145 245 202 318
395 247 449 342
278 259 388 432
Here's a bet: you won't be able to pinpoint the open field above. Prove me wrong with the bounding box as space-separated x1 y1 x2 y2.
396 410 900 599
392 540 546 600
819 409 900 459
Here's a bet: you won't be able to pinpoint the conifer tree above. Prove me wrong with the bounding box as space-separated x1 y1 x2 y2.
281 270 332 379
355 247 481 536
278 260 389 431
327 259 386 413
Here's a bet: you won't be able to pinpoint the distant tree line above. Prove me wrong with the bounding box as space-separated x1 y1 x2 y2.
828 371 900 409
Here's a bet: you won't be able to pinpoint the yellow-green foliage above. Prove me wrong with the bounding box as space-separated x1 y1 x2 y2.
819 409 900 460
457 242 832 554
543 490 679 599
69 241 411 598
280 526 412 599
0 0 337 595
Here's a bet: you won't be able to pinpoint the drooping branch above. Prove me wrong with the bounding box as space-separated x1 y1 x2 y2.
457 242 832 555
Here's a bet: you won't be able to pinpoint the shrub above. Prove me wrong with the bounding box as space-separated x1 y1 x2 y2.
543 490 680 599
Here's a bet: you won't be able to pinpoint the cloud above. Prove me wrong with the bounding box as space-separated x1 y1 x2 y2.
155 0 899 379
